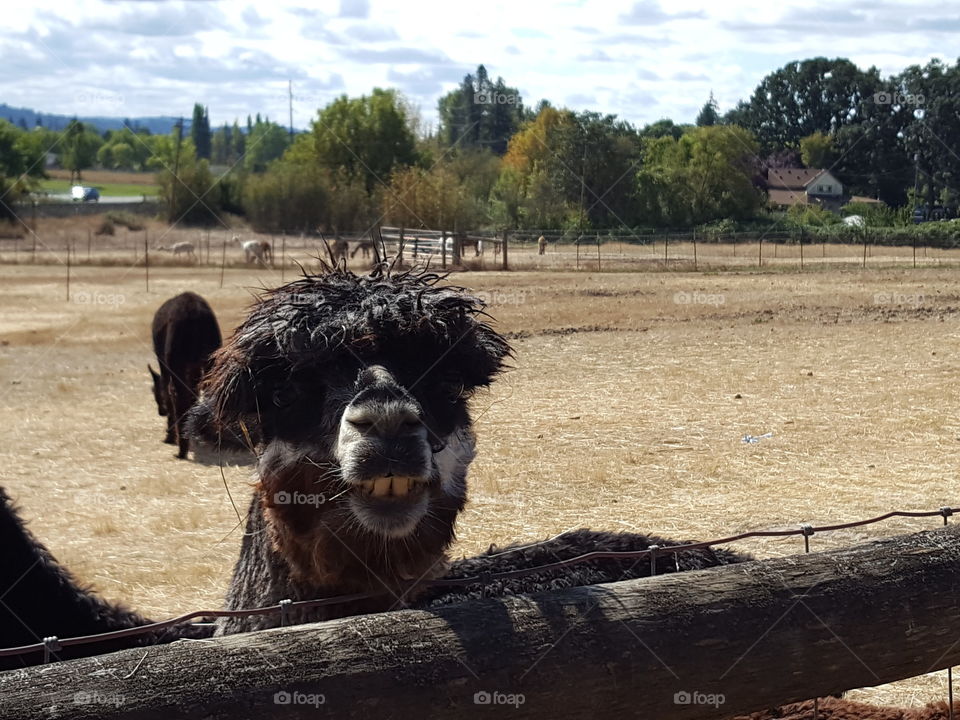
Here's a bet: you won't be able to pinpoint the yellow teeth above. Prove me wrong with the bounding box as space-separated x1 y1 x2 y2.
364 476 416 498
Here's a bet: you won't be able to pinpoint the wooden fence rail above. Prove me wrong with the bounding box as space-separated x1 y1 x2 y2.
4 526 960 719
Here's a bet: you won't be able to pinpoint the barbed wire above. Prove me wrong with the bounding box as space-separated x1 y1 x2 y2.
2 505 955 661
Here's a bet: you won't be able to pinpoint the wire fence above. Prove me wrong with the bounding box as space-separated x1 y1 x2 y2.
5 223 960 275
2 504 957 663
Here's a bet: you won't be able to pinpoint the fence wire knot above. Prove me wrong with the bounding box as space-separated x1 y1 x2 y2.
42 636 61 664
278 599 293 627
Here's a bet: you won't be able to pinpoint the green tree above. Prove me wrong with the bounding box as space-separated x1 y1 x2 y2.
636 125 763 226
438 65 524 154
799 131 835 168
243 120 291 173
311 88 417 192
191 104 211 160
0 120 47 220
696 93 720 127
59 120 102 184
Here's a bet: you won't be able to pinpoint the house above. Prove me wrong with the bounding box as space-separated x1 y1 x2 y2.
766 168 845 212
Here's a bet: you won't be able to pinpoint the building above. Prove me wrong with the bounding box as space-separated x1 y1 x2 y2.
766 168 846 212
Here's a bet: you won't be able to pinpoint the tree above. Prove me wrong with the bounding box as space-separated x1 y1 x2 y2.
727 58 882 152
0 120 47 220
799 131 835 168
191 104 211 160
635 125 763 226
311 88 417 192
437 65 524 154
59 120 102 184
243 119 291 173
696 93 720 127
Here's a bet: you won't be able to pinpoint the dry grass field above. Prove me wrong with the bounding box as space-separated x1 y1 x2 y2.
2 256 959 707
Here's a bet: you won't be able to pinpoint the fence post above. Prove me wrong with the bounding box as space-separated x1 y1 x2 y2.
596 233 601 272
441 230 447 269
664 233 669 264
502 229 509 270
398 227 405 266
280 235 285 282
576 235 580 270
862 231 868 268
144 234 149 292
65 240 71 302
799 228 804 270
758 236 763 267
913 236 917 268
693 229 698 271
220 240 227 289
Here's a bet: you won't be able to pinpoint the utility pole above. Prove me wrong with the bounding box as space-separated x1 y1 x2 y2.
288 79 294 138
913 151 921 221
171 117 184 219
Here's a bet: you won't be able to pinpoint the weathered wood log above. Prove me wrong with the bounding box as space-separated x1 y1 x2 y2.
4 526 960 719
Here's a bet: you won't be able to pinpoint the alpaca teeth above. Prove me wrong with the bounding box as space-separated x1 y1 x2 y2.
360 480 374 494
392 477 410 496
372 477 392 497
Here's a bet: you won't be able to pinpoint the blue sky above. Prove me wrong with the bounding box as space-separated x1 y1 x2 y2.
1 0 954 131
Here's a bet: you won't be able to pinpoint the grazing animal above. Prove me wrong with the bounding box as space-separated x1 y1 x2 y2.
233 235 272 265
325 236 350 263
538 234 547 255
155 241 197 260
0 487 210 670
349 240 374 260
149 292 222 459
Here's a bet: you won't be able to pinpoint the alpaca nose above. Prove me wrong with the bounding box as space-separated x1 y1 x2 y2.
346 366 424 440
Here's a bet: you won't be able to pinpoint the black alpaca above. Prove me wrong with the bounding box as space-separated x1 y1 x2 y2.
0 487 209 670
149 292 222 459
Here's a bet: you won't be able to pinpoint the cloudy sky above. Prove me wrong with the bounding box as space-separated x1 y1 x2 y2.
2 0 954 131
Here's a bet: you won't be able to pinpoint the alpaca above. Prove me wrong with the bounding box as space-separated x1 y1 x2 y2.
349 240 374 260
0 487 209 670
155 241 197 260
149 292 221 459
184 265 752 636
538 234 547 255
233 235 272 265
325 236 350 263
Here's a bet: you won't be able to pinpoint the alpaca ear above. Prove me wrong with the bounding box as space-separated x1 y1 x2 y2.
148 364 160 381
195 348 259 434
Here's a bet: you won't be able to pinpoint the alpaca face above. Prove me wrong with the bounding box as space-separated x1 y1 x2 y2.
193 269 510 553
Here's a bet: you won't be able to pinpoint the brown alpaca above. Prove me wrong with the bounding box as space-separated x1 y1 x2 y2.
190 265 511 633
149 292 221 459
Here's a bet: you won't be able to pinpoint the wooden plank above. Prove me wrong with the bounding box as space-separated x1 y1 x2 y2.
4 526 960 719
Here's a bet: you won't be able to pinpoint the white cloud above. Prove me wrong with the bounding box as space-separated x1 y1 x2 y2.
0 0 953 130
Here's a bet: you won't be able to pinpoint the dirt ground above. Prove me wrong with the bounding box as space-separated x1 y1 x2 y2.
1 259 959 707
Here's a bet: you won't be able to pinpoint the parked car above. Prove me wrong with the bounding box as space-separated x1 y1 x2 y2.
71 186 100 203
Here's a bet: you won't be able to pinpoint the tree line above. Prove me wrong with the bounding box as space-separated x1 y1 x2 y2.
2 57 958 231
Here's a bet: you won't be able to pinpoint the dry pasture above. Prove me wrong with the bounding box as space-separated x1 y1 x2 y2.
1 260 959 707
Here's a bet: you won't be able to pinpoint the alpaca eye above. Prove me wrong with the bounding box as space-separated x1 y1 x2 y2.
272 388 297 407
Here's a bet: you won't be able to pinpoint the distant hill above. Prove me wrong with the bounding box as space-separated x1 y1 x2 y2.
0 103 190 135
